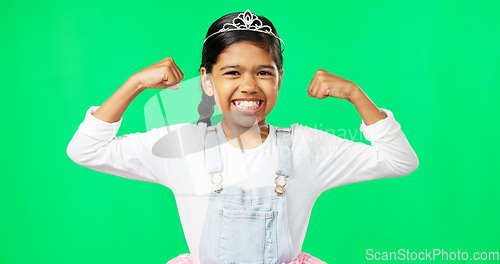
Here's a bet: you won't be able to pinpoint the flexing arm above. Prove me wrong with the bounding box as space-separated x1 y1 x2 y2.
305 69 419 194
93 57 184 123
347 85 387 126
66 57 184 186
92 77 143 123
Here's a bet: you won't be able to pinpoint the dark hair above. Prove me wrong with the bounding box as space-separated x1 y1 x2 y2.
196 11 284 126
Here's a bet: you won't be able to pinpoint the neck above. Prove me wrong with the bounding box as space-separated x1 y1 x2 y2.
221 118 270 149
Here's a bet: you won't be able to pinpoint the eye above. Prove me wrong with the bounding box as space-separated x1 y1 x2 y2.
225 71 240 75
258 71 273 76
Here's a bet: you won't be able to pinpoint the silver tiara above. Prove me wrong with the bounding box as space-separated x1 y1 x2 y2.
203 9 285 52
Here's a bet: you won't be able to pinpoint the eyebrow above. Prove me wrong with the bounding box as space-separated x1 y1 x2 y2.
220 65 276 71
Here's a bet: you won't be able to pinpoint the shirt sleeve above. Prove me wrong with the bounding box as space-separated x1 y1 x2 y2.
297 108 419 194
66 106 181 188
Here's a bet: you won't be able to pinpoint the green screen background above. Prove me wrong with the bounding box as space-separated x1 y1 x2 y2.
1 0 498 263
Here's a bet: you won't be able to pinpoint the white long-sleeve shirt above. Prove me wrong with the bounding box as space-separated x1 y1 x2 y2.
66 106 418 260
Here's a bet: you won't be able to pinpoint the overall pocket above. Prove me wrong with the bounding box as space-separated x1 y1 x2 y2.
217 208 278 264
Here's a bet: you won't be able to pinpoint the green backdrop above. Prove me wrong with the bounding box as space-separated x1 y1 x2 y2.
1 0 499 263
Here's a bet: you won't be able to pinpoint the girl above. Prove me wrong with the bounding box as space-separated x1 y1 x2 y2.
67 9 419 264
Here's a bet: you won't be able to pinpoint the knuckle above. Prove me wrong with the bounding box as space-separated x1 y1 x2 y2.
163 57 174 66
161 57 171 63
314 70 325 80
162 70 170 79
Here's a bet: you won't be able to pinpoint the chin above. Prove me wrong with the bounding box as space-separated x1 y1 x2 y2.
225 111 260 128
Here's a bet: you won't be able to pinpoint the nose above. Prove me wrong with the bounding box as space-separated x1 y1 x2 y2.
239 75 258 94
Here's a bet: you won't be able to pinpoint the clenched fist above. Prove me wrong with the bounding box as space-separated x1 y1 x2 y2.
133 57 184 90
307 69 359 100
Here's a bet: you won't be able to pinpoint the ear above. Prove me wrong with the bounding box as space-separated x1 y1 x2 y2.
277 68 284 92
200 67 214 96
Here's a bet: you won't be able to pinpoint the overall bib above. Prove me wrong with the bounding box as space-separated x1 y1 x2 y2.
198 125 294 264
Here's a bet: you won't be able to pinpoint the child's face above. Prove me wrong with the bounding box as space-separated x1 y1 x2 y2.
201 41 283 129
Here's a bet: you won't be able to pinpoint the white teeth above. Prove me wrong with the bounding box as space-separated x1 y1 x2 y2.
233 100 261 109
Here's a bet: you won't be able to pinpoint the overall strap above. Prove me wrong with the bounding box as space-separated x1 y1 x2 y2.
204 126 223 193
275 127 292 195
204 125 293 195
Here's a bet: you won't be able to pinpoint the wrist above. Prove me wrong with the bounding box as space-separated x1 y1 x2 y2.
347 84 362 104
124 76 145 94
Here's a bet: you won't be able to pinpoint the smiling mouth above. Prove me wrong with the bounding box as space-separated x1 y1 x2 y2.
231 99 265 114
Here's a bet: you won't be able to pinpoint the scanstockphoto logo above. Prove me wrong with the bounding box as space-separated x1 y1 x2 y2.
143 73 365 159
309 123 364 142
366 248 500 261
303 123 367 162
144 74 364 158
144 74 221 159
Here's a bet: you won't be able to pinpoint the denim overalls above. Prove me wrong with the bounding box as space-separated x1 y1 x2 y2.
199 125 295 264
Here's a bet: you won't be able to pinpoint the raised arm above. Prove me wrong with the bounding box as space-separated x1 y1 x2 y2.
93 57 184 123
91 76 143 123
66 57 184 186
304 69 419 194
346 84 387 125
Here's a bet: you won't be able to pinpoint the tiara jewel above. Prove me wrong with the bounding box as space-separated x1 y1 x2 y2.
203 9 285 52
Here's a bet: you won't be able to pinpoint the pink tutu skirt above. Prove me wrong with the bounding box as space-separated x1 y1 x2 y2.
166 252 327 264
